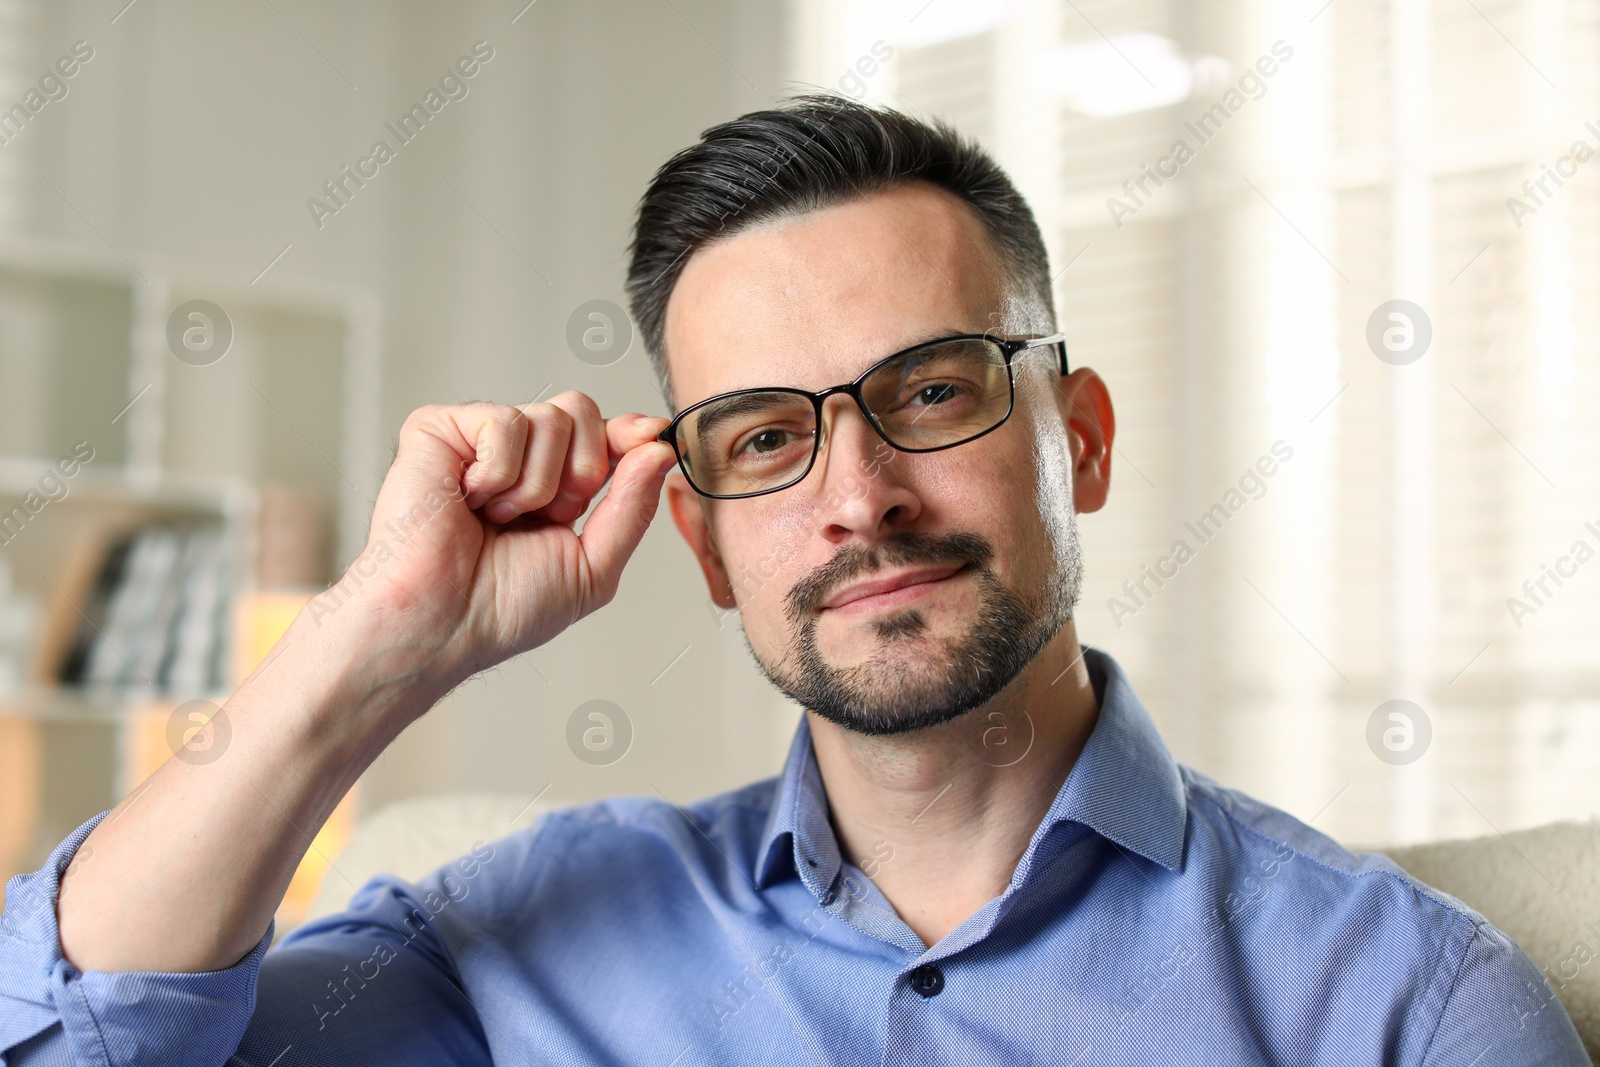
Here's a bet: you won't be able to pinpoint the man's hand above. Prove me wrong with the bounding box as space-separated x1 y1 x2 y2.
54 394 676 977
344 393 676 692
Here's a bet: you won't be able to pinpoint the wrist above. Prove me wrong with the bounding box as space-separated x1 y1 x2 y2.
237 599 453 767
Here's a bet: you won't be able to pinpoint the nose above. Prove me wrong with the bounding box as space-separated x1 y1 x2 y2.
810 392 922 542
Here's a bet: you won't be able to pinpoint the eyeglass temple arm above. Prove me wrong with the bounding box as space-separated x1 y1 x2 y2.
1017 333 1069 376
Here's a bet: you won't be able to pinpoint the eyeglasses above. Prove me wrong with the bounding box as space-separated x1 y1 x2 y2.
658 331 1069 499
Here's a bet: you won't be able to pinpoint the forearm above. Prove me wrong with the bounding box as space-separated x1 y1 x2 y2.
56 606 446 974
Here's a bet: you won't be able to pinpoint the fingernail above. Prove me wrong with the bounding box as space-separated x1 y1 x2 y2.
489 501 518 522
465 491 488 509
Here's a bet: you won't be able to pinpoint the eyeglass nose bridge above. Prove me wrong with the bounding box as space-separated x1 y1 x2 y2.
808 381 898 460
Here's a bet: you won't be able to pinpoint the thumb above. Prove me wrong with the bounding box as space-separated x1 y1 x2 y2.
578 441 678 605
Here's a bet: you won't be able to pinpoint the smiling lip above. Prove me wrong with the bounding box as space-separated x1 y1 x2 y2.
820 564 966 612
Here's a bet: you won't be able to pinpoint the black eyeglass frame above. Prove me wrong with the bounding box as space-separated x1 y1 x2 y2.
658 331 1070 500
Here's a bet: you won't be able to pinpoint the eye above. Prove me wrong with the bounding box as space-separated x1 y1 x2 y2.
744 429 792 453
909 382 963 407
732 426 811 458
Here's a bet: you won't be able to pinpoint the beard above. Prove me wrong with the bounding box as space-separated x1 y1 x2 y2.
747 521 1082 737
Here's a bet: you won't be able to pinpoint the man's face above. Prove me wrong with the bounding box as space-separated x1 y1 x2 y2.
662 181 1090 736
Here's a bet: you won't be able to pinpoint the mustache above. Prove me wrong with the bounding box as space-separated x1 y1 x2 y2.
785 531 994 621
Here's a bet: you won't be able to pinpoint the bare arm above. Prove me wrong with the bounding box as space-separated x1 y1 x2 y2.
55 395 676 974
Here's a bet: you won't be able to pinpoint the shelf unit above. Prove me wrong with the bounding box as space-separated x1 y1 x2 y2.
0 235 382 931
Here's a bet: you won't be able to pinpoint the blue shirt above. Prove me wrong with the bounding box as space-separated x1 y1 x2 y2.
1 645 1587 1065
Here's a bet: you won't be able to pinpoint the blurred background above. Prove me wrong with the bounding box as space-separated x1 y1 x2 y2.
0 0 1597 931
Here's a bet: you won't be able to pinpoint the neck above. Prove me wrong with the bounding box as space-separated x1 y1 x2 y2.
806 621 1099 948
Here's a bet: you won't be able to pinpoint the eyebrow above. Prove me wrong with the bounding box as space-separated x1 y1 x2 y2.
693 391 804 440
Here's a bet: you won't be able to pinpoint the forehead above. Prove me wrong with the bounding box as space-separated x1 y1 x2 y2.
662 181 1008 409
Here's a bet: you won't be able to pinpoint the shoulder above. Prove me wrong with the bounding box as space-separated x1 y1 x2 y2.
1177 763 1485 939
1175 767 1586 1062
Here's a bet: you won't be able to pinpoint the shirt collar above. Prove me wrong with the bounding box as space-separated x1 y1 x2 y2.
754 643 1188 893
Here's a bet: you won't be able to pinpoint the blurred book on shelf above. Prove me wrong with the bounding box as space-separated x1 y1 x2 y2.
53 524 230 695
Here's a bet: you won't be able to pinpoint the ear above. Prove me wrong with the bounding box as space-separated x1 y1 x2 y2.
1052 367 1115 514
666 470 737 608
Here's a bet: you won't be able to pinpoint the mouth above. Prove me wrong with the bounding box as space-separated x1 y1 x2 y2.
819 563 967 615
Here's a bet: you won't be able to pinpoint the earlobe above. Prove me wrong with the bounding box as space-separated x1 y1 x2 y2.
666 472 737 608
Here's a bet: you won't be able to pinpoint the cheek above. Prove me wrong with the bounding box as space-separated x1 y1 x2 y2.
717 502 817 615
956 435 1058 577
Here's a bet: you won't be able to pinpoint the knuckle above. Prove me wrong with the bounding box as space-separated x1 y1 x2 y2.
491 404 529 434
527 405 575 447
401 403 442 434
556 390 602 420
527 401 568 428
494 401 528 423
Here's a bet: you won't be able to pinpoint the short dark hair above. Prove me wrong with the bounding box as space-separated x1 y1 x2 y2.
625 92 1057 407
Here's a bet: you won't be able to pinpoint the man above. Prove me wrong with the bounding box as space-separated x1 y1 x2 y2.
0 94 1585 1066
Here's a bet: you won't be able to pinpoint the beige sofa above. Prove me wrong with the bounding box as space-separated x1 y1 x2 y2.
307 794 1600 1060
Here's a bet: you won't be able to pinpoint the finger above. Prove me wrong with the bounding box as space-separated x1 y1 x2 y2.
578 440 677 606
439 404 528 509
606 413 673 477
482 403 574 522
535 391 610 524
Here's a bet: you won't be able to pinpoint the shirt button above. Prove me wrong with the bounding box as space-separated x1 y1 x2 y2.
908 964 944 998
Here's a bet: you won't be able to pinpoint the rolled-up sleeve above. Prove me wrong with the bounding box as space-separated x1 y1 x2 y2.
1 812 493 1067
0 810 273 1066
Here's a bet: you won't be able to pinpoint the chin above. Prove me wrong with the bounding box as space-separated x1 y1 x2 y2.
777 635 1023 737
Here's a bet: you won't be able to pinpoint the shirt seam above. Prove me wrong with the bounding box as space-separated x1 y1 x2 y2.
1414 915 1483 1067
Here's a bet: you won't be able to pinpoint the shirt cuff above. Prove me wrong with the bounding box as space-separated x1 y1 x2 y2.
0 809 276 1067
